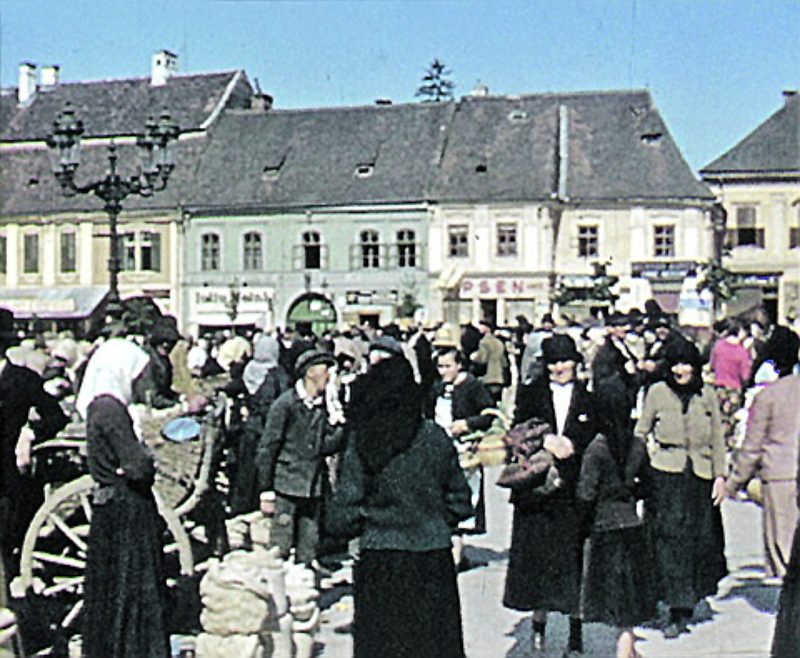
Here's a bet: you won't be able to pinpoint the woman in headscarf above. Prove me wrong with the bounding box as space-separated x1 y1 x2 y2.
229 334 291 515
635 339 727 639
75 338 170 658
577 376 659 658
327 354 473 658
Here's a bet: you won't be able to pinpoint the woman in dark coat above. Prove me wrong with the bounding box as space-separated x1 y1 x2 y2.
426 346 495 570
327 355 473 658
503 334 596 655
577 376 659 658
228 334 290 514
634 339 727 639
76 338 169 658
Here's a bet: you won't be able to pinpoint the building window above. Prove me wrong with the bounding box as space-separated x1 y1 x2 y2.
497 223 518 257
23 234 39 273
119 233 136 271
140 231 161 271
448 225 469 258
397 229 417 268
60 232 77 273
201 233 220 272
653 225 675 258
790 227 800 250
302 231 322 270
360 230 381 268
0 235 5 274
243 231 263 271
578 225 599 258
730 206 765 248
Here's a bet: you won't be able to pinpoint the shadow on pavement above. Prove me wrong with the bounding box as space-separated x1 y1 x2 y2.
502 613 623 657
719 580 781 614
467 545 509 565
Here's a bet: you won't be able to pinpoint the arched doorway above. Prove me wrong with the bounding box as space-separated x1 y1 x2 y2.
286 293 337 336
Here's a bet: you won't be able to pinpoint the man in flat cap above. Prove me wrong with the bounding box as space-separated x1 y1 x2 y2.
256 349 346 569
0 309 67 595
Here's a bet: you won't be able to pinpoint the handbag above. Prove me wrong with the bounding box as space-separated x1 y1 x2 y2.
496 418 563 494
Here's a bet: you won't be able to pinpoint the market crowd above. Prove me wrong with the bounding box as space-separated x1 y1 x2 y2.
1 302 800 657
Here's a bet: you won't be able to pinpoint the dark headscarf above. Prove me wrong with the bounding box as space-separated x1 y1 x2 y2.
663 338 704 413
348 356 422 476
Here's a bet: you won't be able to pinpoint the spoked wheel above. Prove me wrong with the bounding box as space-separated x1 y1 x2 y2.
16 475 193 655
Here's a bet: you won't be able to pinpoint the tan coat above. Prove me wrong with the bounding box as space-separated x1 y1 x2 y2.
727 374 800 492
634 381 726 480
471 333 506 386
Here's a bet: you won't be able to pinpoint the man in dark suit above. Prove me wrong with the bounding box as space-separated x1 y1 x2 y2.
0 309 68 590
257 349 346 567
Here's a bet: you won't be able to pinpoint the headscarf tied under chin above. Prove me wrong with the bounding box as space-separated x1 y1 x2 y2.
75 338 151 419
243 335 280 395
348 356 422 476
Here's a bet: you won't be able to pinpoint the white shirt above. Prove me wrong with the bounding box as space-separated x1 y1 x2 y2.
549 381 574 435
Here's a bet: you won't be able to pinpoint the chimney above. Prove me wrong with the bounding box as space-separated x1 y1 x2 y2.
783 90 798 104
40 65 60 87
471 82 489 97
18 62 37 104
556 104 569 201
251 93 274 112
151 49 178 86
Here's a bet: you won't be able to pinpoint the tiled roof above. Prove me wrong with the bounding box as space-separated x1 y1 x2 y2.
0 91 18 134
0 138 208 216
1 71 252 142
187 102 454 210
433 90 713 202
701 94 800 175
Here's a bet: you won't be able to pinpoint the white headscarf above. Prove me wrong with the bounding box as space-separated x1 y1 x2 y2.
75 338 151 419
243 334 280 395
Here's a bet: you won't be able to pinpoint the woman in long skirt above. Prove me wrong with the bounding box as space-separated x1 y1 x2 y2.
327 355 473 658
76 338 170 658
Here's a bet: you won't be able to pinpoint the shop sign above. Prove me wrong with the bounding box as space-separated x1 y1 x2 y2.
194 287 272 309
734 273 781 288
459 277 543 299
631 261 696 280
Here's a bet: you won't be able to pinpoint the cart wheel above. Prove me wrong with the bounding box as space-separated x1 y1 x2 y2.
16 475 194 650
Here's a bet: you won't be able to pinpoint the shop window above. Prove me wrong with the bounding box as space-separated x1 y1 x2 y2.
360 230 381 269
397 229 417 268
23 233 39 274
243 231 263 271
201 233 221 272
578 225 599 258
653 225 675 258
60 232 77 273
497 223 518 257
448 225 469 258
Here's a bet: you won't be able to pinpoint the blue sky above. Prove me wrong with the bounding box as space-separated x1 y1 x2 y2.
1 0 799 171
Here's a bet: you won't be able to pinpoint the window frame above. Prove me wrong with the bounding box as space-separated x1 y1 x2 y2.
448 225 469 258
396 229 417 268
653 224 675 258
23 233 40 274
201 232 221 272
0 235 6 275
359 229 381 269
242 231 263 272
60 231 77 273
577 224 599 259
496 223 518 257
302 230 323 270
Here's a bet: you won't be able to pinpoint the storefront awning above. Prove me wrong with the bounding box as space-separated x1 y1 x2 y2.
0 286 109 320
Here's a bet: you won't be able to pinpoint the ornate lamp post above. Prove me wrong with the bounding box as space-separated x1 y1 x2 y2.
47 103 179 316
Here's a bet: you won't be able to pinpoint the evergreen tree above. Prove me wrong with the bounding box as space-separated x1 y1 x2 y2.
416 59 455 103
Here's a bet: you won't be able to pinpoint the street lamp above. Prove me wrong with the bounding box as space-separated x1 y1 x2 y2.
47 102 179 317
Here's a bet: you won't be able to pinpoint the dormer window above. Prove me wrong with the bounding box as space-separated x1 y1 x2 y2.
641 132 663 145
261 153 286 181
475 163 487 174
355 164 374 178
508 109 528 122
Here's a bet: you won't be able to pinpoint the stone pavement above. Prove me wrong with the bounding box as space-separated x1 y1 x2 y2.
315 465 779 657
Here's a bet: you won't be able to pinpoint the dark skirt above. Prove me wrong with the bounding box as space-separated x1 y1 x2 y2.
354 548 465 658
772 523 800 657
647 469 727 610
503 500 582 614
229 419 262 515
83 484 170 658
457 465 486 535
582 524 661 627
